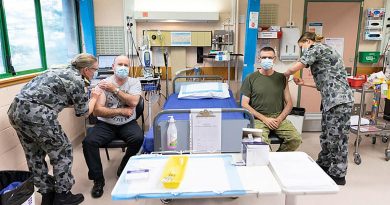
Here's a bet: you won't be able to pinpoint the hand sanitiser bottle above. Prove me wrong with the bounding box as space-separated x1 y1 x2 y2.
167 116 177 150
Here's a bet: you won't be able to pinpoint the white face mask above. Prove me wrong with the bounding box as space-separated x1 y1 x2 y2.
260 58 273 70
93 70 99 79
115 66 129 79
301 47 308 54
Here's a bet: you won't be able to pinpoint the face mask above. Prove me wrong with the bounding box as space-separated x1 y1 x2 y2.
260 58 273 70
115 66 129 79
301 47 308 54
93 70 98 79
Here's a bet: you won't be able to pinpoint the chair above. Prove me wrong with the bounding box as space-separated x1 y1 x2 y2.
268 130 284 146
100 96 145 160
243 112 284 146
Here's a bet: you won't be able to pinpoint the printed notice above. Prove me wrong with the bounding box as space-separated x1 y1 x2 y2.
190 109 221 152
171 32 191 46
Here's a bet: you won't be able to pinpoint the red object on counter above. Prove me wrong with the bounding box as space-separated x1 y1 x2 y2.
347 76 366 87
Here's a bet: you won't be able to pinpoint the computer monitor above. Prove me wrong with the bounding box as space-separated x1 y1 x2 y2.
98 55 117 69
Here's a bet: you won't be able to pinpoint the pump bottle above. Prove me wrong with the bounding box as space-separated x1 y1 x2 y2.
167 116 177 150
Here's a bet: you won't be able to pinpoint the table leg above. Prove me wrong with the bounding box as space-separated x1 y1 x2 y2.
285 194 297 205
228 59 231 87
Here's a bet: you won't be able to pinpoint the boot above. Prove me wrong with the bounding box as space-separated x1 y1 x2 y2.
53 191 84 205
41 192 54 205
91 180 105 198
319 165 329 173
330 175 346 186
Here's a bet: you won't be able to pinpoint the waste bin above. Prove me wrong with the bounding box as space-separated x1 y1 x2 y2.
286 107 306 134
0 171 34 205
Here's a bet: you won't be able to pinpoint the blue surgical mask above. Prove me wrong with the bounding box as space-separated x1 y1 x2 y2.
115 66 129 79
260 58 273 70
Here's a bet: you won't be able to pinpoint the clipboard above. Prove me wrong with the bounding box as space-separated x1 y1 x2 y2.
189 109 222 152
196 110 216 117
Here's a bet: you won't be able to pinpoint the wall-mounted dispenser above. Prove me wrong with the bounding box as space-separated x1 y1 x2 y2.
279 27 301 61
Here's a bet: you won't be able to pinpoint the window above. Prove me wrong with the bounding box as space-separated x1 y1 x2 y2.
4 0 42 72
0 0 80 79
41 0 79 67
0 40 4 75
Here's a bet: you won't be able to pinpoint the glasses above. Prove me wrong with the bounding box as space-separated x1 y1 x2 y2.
260 56 275 60
88 67 98 72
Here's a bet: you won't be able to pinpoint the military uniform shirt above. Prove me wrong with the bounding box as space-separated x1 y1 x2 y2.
299 43 353 112
14 66 89 125
97 75 142 125
241 71 286 115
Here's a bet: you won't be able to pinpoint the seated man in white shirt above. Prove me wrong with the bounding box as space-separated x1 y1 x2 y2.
82 55 143 198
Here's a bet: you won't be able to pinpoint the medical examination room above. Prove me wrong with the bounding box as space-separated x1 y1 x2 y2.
1 0 390 204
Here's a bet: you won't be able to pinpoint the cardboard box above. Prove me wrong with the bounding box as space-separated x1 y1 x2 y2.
242 141 269 166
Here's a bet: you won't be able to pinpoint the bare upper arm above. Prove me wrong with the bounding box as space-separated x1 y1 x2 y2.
283 83 292 105
96 91 106 109
241 95 250 107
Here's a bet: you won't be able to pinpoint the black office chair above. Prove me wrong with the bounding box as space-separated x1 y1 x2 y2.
100 96 145 160
243 111 284 146
268 130 284 146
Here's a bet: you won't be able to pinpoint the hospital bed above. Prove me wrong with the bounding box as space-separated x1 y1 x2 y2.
143 75 255 153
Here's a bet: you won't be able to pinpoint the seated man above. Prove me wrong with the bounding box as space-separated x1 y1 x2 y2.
82 55 144 198
241 47 301 151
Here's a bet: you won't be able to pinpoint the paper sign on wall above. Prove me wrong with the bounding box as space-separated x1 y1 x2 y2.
308 22 323 36
249 12 259 29
171 32 191 46
324 38 344 57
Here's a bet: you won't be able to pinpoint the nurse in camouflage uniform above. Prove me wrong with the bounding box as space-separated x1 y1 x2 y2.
284 32 353 185
7 53 101 205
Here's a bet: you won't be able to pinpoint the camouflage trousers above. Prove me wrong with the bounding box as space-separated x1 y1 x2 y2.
8 103 74 194
255 113 302 151
317 103 352 178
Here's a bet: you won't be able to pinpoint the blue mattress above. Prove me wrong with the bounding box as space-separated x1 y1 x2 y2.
162 90 240 120
142 90 243 153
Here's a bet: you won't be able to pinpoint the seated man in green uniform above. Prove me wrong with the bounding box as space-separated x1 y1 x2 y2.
241 47 301 151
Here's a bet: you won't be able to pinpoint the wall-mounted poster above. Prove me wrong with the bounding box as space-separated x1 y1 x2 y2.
308 22 323 36
171 32 191 46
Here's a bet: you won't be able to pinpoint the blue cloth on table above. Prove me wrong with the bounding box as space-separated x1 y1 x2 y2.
143 90 243 153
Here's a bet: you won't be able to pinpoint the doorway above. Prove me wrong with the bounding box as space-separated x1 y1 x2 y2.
299 0 363 113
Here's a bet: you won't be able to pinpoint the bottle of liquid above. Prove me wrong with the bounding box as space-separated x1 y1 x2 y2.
167 116 177 150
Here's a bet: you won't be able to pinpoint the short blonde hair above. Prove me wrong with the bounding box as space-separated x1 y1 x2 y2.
70 53 97 70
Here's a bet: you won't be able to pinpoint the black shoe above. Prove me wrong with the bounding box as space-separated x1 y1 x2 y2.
330 175 346 186
91 180 105 198
53 191 84 205
41 192 54 205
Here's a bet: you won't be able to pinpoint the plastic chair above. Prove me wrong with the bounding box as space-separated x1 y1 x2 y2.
101 96 145 160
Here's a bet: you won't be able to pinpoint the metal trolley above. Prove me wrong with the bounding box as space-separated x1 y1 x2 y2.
351 87 390 165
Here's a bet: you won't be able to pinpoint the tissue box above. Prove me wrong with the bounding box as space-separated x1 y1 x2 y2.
242 141 269 166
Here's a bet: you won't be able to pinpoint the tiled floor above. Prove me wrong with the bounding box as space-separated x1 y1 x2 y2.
33 81 390 204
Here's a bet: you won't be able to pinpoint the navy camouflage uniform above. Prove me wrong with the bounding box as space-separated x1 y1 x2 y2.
7 66 89 194
300 43 353 178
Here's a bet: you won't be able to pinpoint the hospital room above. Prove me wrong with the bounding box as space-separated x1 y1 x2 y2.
1 0 390 204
